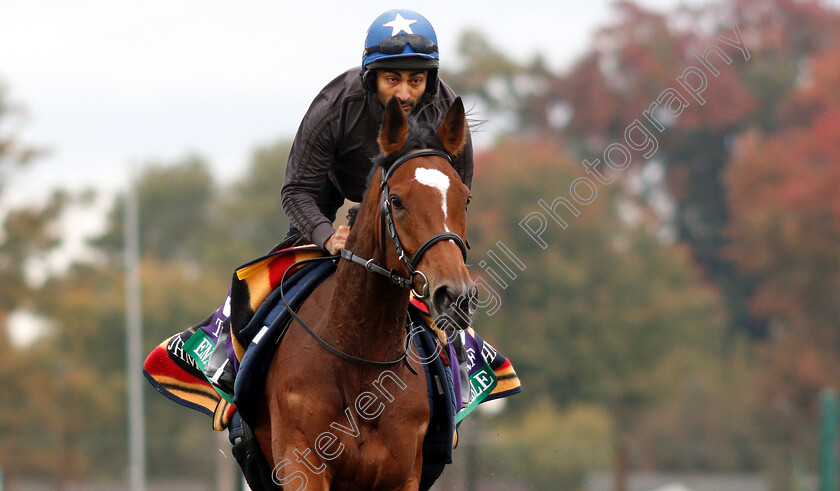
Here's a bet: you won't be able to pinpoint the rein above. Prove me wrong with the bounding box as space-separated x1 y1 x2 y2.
280 149 467 373
278 254 418 374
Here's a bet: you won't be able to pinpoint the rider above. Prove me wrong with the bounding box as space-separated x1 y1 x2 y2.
223 1 473 422
281 8 474 253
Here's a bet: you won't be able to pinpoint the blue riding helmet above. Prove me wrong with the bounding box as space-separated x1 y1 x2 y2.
361 9 440 95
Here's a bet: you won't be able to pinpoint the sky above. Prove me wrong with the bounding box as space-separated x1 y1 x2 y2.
0 0 701 205
1 0 705 344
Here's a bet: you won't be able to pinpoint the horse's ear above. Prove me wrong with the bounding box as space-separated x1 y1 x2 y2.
378 96 409 156
437 97 467 156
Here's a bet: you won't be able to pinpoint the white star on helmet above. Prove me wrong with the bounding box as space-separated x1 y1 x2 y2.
383 13 417 36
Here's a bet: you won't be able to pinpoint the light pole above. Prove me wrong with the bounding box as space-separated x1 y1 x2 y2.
124 177 146 491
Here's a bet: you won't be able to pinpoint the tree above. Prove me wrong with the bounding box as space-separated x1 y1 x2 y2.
725 47 840 437
467 138 729 487
93 155 217 266
447 0 840 343
0 81 47 316
444 30 565 138
36 141 297 482
216 139 292 261
0 82 85 482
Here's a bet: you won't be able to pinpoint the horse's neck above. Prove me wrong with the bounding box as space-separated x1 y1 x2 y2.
329 259 409 334
326 194 410 358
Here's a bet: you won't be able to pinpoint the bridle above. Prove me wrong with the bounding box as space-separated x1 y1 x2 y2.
341 148 468 300
282 148 468 371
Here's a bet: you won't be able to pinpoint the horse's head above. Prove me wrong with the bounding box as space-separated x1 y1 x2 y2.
373 96 476 330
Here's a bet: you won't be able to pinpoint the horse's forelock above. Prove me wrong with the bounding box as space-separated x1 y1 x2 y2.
373 118 447 177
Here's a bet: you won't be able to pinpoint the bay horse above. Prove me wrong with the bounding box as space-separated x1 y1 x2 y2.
253 96 475 490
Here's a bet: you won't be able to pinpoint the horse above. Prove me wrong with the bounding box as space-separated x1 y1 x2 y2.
252 96 476 490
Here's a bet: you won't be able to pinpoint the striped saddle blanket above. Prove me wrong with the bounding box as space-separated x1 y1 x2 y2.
143 245 521 458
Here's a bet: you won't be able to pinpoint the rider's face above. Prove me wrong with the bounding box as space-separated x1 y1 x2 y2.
375 69 428 114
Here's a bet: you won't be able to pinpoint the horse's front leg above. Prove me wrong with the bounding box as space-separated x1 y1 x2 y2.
269 434 332 491
395 443 424 491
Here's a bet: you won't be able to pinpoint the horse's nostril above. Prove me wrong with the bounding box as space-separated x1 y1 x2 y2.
432 285 475 332
432 286 458 316
455 294 473 316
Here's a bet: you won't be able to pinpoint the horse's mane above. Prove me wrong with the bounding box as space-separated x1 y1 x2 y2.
346 205 360 228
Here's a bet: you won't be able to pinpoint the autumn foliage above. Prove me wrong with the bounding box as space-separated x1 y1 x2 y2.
726 49 840 419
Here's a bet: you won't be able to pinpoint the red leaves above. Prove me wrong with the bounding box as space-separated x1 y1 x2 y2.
725 46 840 411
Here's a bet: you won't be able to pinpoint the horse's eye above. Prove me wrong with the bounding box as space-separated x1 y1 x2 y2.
390 195 404 210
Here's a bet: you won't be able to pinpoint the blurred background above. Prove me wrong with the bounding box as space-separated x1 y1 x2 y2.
2 0 840 489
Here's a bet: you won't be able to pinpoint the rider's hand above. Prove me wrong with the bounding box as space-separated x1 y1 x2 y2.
325 225 350 255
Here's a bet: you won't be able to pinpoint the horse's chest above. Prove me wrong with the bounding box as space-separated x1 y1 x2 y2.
326 375 428 486
336 420 428 489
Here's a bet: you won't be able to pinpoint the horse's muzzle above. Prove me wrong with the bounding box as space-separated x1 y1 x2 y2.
431 282 478 331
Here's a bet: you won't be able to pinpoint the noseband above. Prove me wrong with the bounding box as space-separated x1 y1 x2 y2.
341 148 468 299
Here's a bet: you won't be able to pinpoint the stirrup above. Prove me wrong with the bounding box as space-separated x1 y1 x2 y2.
227 411 244 445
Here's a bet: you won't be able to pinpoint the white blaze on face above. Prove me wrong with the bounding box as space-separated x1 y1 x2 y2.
414 167 451 232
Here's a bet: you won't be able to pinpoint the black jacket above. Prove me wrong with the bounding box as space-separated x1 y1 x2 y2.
281 67 474 248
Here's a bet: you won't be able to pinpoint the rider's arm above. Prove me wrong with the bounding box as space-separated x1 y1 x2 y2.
281 97 340 249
